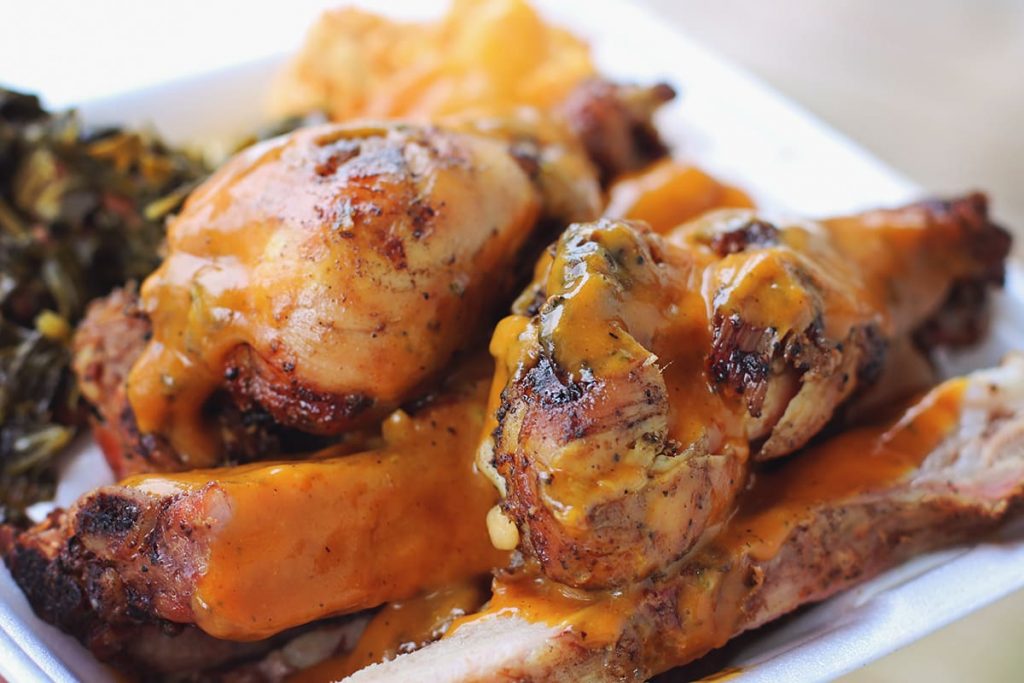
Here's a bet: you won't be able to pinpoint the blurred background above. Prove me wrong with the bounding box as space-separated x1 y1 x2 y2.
2 0 1022 680
652 0 1024 234
644 4 1024 676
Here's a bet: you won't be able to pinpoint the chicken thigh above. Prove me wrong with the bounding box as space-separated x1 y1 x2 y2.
78 81 671 474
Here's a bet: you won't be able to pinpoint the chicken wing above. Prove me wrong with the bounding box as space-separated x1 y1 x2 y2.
354 355 1024 682
487 194 1010 588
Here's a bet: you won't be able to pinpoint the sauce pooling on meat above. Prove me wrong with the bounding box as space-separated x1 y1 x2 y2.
488 194 1008 589
293 580 490 681
121 371 509 640
459 375 969 666
127 122 540 466
606 158 753 233
487 214 885 588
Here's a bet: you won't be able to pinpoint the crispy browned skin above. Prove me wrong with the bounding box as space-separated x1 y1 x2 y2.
125 121 548 469
488 195 1011 589
558 79 676 185
72 290 333 478
352 357 1024 682
0 511 368 677
2 363 505 653
83 81 672 474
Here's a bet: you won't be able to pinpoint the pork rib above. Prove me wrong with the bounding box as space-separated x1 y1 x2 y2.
356 355 1024 682
0 502 370 677
1 366 506 664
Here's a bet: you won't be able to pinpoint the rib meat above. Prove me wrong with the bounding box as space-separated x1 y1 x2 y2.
352 355 1024 682
0 501 370 677
1 364 507 661
488 195 1011 589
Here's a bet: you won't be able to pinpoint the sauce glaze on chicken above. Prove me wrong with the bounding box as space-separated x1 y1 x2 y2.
486 195 1010 589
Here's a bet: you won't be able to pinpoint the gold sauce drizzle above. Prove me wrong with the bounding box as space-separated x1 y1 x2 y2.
535 208 884 516
290 581 489 682
644 376 968 671
123 375 509 641
126 137 291 466
486 202 887 590
722 377 967 559
126 123 539 467
449 376 967 672
262 155 750 665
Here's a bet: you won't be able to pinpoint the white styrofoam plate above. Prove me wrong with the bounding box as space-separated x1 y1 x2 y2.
2 1 1022 681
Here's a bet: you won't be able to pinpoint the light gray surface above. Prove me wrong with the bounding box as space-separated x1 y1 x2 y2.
645 0 1024 233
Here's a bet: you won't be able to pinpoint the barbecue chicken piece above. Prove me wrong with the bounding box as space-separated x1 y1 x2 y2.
1 363 507 663
487 194 1011 588
355 355 1024 682
72 288 341 477
125 122 541 470
79 80 671 475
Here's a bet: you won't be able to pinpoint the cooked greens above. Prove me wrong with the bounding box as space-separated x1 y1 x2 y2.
0 88 207 520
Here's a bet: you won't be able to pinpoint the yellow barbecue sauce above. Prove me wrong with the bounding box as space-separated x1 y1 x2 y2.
123 376 509 641
449 376 966 673
291 581 490 682
122 154 977 673
723 377 967 559
126 136 291 466
607 159 754 234
126 122 540 468
275 164 760 678
490 203 886 541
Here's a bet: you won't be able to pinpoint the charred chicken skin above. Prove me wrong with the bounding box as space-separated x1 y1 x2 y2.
127 122 544 470
1 360 506 667
5 0 1019 677
79 80 671 476
487 194 1010 589
354 355 1024 682
72 289 339 477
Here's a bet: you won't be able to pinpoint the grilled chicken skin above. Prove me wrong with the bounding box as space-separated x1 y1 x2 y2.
83 81 671 475
126 121 545 470
72 289 342 477
355 355 1024 683
487 195 1010 589
1 361 506 660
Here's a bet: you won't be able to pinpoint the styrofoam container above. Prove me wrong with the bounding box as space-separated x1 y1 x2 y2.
1 1 1022 681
